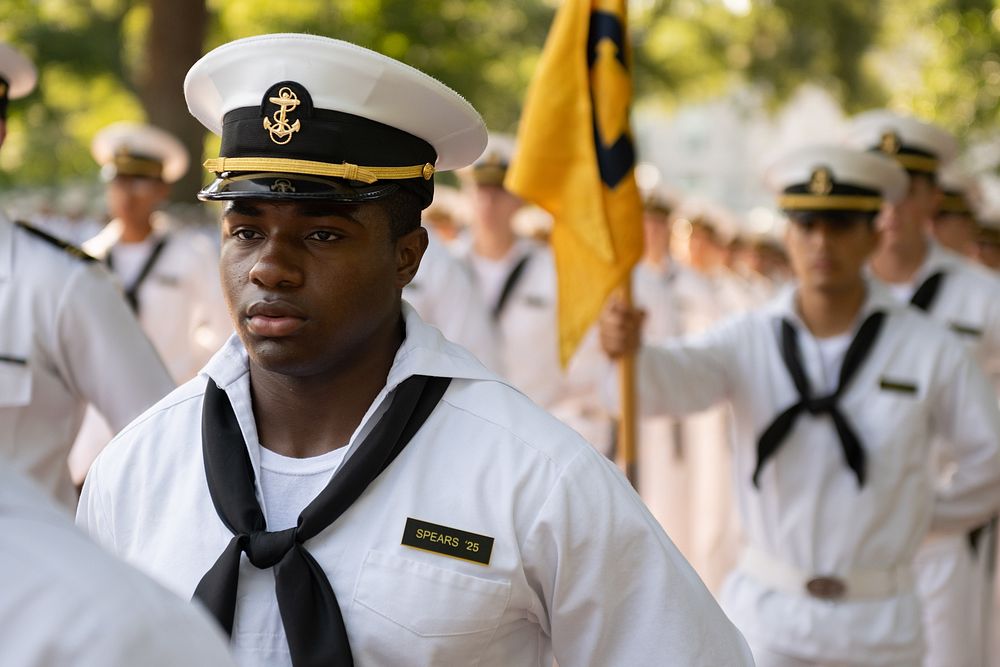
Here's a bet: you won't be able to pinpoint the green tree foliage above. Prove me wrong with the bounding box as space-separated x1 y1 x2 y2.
1 0 999 195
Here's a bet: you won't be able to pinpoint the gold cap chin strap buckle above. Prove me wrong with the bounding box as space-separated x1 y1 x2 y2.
203 156 435 183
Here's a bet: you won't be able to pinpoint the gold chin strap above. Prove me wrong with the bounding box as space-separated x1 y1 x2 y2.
777 194 884 212
203 157 435 184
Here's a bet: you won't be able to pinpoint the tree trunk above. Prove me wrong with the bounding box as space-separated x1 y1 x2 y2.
139 0 208 204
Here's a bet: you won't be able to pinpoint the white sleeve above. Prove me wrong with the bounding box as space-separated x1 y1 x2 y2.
185 238 232 371
608 315 742 419
53 262 174 432
75 453 116 551
522 449 754 666
929 343 1000 532
89 603 237 667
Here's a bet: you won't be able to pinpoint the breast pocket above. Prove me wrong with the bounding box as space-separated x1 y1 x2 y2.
351 549 511 663
0 356 32 407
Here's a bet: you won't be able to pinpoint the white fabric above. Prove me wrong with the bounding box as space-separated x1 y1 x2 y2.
78 304 754 667
258 445 347 531
0 215 173 508
184 34 487 171
809 332 852 395
70 216 232 484
456 238 614 454
882 241 1000 667
764 145 909 203
108 236 156 287
0 465 235 666
622 280 1000 664
402 226 499 371
631 260 740 590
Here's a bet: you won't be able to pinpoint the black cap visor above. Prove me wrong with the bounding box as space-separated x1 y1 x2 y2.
198 172 400 202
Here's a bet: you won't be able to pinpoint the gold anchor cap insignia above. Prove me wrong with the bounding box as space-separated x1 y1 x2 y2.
808 166 834 195
270 178 295 193
879 130 901 155
263 86 302 145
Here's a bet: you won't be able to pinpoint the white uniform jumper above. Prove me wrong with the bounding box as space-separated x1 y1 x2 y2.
78 304 754 667
883 241 1000 667
627 281 1000 665
0 215 172 507
1 465 237 666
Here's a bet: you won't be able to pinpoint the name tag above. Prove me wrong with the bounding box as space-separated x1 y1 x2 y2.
879 378 918 395
522 295 548 309
401 517 494 566
153 274 181 287
949 322 983 337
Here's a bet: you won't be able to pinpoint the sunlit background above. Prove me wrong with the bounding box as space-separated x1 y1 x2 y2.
2 0 1000 233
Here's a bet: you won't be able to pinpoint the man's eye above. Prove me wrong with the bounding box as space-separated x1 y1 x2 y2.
233 229 260 241
308 230 339 241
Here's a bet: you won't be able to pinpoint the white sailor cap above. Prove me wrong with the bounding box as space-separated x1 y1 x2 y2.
91 122 190 183
184 33 487 208
0 43 37 119
469 133 516 187
844 110 958 175
764 145 908 214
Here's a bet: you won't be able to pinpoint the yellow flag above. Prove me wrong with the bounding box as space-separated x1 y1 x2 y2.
506 0 643 366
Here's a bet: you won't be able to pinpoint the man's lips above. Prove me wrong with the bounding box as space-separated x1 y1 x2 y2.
245 300 308 337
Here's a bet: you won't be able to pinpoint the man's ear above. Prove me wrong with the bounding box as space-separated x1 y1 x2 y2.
395 226 428 289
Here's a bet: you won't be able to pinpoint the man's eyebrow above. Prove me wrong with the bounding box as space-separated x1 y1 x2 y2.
299 203 364 224
223 200 262 217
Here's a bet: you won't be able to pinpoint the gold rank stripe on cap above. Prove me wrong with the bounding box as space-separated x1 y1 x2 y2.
777 194 884 212
203 157 435 183
884 152 938 174
113 154 164 180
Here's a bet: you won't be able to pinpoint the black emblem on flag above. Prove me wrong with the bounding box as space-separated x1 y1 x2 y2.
588 11 635 189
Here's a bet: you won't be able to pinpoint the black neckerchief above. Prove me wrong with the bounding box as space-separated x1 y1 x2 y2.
106 235 170 314
753 312 886 488
193 373 452 667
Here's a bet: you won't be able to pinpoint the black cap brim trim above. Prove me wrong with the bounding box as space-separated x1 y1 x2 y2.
197 172 399 202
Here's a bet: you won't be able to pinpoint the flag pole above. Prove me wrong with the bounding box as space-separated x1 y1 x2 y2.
616 279 638 487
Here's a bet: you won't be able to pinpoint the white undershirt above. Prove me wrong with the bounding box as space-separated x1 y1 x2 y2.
811 332 853 395
885 280 916 304
470 245 529 309
110 238 156 287
257 445 349 530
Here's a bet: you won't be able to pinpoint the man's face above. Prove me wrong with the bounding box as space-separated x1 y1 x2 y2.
107 175 169 225
785 213 879 292
220 198 426 377
473 184 521 235
876 173 940 247
931 212 977 257
642 210 672 258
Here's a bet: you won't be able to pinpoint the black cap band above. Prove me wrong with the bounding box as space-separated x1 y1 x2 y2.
203 80 438 207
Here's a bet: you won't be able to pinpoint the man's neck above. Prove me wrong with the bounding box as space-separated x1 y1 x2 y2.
870 233 929 284
118 217 155 244
797 280 867 339
249 319 403 459
473 228 516 261
643 250 671 272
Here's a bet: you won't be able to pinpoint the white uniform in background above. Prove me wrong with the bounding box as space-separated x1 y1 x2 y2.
68 214 230 483
880 241 1000 667
619 282 1000 665
0 215 172 508
403 226 499 370
456 237 614 455
1 464 236 666
78 304 755 667
631 259 736 584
